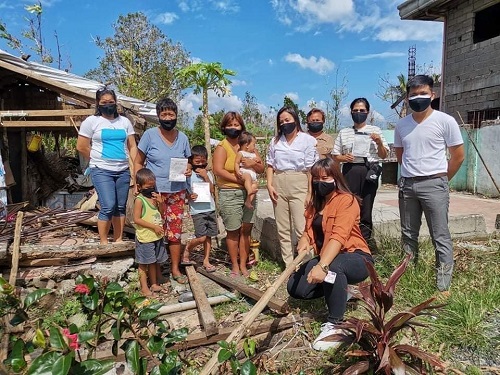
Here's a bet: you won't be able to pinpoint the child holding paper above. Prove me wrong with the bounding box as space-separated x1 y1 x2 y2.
181 145 217 272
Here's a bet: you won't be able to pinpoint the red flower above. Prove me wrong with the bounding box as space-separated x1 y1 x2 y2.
62 328 80 350
74 284 90 295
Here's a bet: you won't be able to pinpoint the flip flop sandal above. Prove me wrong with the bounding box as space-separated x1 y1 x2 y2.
180 260 197 266
172 275 188 284
150 285 169 294
203 264 217 273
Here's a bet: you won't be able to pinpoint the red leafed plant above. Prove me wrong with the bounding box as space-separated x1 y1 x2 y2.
329 255 446 374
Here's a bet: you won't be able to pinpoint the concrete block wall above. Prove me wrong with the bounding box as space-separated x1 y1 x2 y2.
443 0 500 120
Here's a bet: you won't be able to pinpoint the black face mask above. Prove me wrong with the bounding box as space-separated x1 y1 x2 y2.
99 104 117 117
312 180 337 197
224 128 241 139
351 112 368 124
140 187 157 199
308 122 324 133
159 119 177 131
408 96 431 112
192 164 208 173
281 122 296 135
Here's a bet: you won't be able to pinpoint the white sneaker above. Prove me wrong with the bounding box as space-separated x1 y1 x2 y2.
312 322 346 351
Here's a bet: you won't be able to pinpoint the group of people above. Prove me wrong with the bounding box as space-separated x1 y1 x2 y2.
76 74 464 351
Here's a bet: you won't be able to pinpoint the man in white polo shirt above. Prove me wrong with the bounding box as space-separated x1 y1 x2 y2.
394 74 464 296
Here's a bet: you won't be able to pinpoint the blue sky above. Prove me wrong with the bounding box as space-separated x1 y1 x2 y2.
0 0 444 128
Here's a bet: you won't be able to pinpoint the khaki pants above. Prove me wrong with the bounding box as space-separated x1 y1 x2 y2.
273 171 308 266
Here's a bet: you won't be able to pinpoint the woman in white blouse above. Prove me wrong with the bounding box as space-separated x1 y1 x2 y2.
266 106 319 266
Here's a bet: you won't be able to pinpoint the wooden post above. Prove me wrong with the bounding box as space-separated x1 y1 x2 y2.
20 129 28 202
185 265 218 336
200 251 308 375
9 211 23 285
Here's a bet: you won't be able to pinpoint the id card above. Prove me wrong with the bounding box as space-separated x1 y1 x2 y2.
324 271 337 284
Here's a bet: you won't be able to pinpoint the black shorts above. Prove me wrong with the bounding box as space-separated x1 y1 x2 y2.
192 210 218 238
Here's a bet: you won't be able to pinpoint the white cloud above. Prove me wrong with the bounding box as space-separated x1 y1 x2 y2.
212 0 240 13
293 0 354 23
284 92 300 103
375 19 443 42
179 91 243 119
155 12 179 25
177 0 239 14
347 51 406 62
284 53 335 75
231 79 247 86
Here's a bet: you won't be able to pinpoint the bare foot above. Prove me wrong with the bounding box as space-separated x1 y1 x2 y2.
141 288 154 297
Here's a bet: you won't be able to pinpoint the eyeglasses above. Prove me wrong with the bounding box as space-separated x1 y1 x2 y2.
351 109 368 113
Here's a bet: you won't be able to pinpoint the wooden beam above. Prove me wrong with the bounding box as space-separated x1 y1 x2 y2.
0 109 94 117
185 266 218 336
0 120 81 128
9 212 24 285
0 59 94 105
197 268 289 313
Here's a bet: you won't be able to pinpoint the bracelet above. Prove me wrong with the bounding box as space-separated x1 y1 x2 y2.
318 262 329 274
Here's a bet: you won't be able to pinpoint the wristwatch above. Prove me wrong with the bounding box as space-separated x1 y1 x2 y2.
318 262 329 274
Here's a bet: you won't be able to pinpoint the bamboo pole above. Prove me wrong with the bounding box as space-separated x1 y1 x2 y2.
158 294 235 315
200 251 308 375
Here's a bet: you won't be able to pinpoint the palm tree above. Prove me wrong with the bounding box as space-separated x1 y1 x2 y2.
176 62 235 160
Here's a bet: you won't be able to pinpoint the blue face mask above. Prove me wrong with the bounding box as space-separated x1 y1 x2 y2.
281 122 296 135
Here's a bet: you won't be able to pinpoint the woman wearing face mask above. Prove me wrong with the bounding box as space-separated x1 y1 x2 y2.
133 98 191 284
266 106 319 267
332 98 388 247
287 157 373 351
77 87 138 244
213 112 264 277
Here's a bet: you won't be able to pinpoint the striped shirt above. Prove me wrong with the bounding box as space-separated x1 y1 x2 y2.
332 124 389 163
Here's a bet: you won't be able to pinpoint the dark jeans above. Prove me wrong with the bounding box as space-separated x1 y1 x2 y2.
342 163 378 242
287 250 373 324
90 167 130 221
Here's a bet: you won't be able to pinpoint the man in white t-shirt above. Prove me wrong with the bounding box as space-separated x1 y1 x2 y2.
394 74 464 296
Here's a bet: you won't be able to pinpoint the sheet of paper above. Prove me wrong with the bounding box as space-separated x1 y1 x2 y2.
352 134 371 157
192 182 211 202
169 158 188 182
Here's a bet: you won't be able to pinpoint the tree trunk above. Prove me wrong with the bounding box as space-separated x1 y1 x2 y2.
202 89 211 165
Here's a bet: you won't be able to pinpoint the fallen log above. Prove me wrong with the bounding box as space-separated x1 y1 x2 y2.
200 251 308 375
197 267 288 313
0 241 134 265
185 265 218 336
158 294 235 316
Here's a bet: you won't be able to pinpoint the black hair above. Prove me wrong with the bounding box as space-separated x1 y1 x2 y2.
238 131 255 147
406 74 434 94
156 98 178 116
136 168 156 187
349 97 370 112
95 87 119 118
220 111 246 133
190 145 208 159
306 108 325 122
275 106 302 143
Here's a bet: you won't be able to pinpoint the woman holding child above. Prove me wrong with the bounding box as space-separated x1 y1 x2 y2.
213 112 264 277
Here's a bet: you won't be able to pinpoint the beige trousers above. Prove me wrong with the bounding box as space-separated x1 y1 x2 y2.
272 171 308 267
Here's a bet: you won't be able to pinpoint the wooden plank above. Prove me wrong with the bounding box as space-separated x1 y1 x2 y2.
0 109 93 117
197 267 289 313
19 257 69 267
0 120 82 128
201 251 308 375
8 212 24 285
185 265 218 336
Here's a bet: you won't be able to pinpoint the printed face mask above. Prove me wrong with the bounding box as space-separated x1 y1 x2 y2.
224 128 241 139
281 122 296 135
312 180 337 197
408 94 432 112
99 104 117 117
351 112 368 124
308 122 324 133
159 119 177 131
140 187 157 198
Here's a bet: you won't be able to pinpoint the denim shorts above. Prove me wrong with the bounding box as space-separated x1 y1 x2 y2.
218 189 256 231
135 238 168 265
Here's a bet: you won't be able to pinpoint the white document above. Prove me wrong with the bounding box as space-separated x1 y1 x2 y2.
352 134 371 157
169 158 188 182
192 182 211 202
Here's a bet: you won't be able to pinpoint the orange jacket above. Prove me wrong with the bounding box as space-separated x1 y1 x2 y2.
304 191 370 256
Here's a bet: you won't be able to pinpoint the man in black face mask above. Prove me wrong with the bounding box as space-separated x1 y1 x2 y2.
394 74 464 298
306 108 333 159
